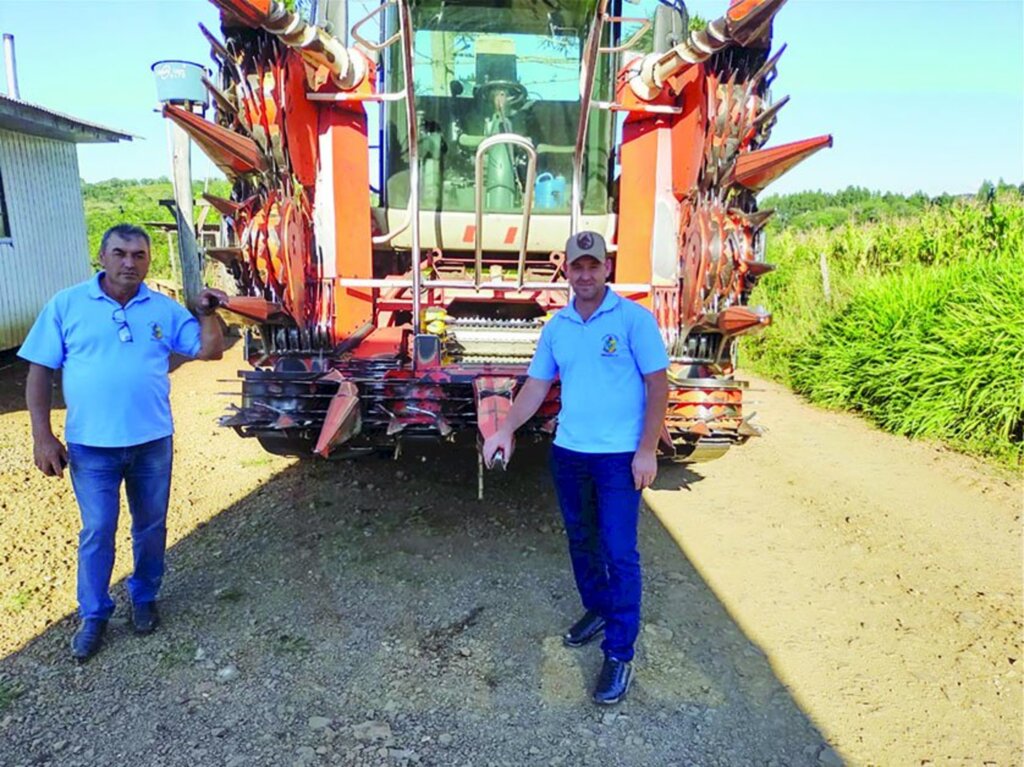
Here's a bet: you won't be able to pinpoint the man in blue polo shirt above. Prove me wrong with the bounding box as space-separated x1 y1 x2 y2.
19 223 228 662
483 230 669 705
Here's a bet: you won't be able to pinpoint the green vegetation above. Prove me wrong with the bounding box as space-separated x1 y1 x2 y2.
4 589 33 613
760 180 1023 231
239 456 273 468
80 177 1023 465
82 177 230 278
272 632 312 655
157 638 198 671
745 186 1024 467
0 680 25 712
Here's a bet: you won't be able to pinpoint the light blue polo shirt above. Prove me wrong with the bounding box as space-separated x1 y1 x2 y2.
18 273 202 447
528 288 669 454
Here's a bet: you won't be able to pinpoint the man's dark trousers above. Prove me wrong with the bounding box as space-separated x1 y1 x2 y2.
550 445 642 662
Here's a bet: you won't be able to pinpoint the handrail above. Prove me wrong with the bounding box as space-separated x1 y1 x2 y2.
593 100 682 115
350 0 401 52
306 90 407 103
570 0 610 235
372 203 412 245
337 277 653 293
598 16 652 54
473 134 538 289
394 0 422 329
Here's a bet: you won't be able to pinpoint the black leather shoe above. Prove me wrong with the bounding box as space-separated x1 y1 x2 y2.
592 657 633 705
70 619 108 662
131 602 160 635
563 610 606 648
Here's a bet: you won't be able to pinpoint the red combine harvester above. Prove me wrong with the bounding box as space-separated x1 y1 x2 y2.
165 0 830 486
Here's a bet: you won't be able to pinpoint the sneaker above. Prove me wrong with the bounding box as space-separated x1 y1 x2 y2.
70 618 108 662
592 657 633 705
562 610 606 648
131 602 160 635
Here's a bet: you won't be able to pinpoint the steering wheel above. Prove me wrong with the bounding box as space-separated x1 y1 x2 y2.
476 80 529 112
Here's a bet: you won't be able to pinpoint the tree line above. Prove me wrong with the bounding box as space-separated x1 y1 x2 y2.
761 180 1024 231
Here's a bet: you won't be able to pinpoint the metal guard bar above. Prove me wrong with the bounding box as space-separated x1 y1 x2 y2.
571 0 610 235
395 0 422 330
473 134 538 290
337 278 652 293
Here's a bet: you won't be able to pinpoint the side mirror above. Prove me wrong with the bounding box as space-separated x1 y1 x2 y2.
449 80 464 97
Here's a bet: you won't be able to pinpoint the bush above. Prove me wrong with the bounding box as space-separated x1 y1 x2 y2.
82 178 231 279
790 254 1023 464
744 196 1024 467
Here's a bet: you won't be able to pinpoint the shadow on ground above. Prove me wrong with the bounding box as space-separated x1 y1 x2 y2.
0 353 56 418
0 442 836 767
0 337 240 419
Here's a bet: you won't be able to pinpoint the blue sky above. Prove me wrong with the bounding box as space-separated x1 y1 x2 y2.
0 0 1021 195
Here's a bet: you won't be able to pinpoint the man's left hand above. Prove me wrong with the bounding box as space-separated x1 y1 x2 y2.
195 288 229 317
632 448 658 490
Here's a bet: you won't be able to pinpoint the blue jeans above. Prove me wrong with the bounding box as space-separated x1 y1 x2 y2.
550 445 642 662
67 437 174 620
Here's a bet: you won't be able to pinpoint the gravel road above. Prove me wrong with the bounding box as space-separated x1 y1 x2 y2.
0 348 1019 767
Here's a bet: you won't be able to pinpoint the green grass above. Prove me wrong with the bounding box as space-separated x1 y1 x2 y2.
0 680 26 712
82 177 231 279
5 590 33 613
744 195 1024 467
272 633 312 655
239 456 273 468
157 639 198 672
213 586 246 602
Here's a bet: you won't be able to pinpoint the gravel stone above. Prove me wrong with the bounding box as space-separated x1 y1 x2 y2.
352 721 392 743
216 665 240 683
0 354 1012 767
308 716 332 731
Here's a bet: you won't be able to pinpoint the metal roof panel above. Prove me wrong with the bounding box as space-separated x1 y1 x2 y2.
0 94 132 144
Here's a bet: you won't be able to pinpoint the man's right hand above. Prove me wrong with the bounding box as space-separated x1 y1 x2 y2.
482 429 513 469
33 433 68 478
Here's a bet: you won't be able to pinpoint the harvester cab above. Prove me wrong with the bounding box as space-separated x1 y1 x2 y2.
380 1 611 233
164 0 831 484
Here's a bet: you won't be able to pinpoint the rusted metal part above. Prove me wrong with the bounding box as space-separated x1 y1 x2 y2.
730 135 834 192
715 305 771 335
198 23 235 69
222 296 284 322
662 375 756 463
384 383 453 438
207 0 269 28
167 0 829 470
314 371 361 458
474 376 517 468
208 0 365 91
202 193 247 218
628 0 788 100
472 375 517 498
162 103 267 176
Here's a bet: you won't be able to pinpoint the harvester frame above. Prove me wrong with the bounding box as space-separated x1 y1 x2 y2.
161 0 830 486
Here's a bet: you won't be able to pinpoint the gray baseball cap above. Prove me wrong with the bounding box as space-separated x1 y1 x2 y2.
565 230 607 264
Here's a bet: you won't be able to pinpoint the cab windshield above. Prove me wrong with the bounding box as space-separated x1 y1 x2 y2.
382 0 613 215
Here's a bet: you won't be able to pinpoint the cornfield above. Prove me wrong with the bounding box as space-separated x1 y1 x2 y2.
743 195 1024 467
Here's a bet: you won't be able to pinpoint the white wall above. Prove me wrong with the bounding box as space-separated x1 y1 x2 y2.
0 128 90 351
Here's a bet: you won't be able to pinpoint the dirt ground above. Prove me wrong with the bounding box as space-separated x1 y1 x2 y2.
0 347 1020 767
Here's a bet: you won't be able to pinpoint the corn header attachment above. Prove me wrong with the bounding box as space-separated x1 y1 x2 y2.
166 0 830 474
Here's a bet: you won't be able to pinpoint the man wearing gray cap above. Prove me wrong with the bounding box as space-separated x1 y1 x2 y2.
484 230 669 704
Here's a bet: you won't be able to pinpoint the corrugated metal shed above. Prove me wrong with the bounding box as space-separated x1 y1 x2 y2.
0 94 132 144
0 97 130 350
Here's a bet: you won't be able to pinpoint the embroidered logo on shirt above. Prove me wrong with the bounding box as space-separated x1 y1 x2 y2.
149 322 164 341
601 334 619 356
